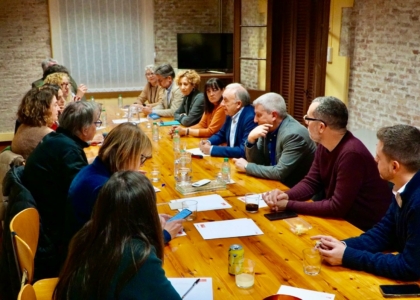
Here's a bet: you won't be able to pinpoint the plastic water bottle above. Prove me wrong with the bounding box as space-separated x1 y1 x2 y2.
101 108 107 127
152 122 159 141
118 94 123 108
173 130 180 151
221 157 231 183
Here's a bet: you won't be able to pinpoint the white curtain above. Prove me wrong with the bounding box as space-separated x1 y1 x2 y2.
49 0 154 92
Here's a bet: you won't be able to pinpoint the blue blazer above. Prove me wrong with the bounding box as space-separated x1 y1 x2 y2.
208 105 257 158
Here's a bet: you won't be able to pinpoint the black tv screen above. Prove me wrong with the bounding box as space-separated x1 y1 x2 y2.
177 33 233 71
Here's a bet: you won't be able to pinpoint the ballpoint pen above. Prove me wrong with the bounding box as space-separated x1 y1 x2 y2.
181 278 200 299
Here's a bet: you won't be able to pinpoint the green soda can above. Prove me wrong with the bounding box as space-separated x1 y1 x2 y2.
228 244 244 275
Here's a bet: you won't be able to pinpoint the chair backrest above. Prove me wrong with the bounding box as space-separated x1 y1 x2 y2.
18 284 37 300
10 208 40 284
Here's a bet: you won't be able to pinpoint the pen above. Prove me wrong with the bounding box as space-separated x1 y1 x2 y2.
181 278 200 299
192 154 203 159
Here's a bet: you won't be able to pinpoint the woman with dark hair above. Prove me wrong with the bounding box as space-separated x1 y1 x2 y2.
66 123 182 245
55 171 181 299
170 78 226 138
11 85 59 159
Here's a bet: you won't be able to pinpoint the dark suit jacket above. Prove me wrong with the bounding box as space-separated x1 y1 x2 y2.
208 105 257 158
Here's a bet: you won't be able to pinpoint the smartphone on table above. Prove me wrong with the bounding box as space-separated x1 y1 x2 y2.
167 209 192 222
264 211 298 221
379 284 420 298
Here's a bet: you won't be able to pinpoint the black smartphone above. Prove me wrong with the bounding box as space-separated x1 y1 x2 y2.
264 211 298 221
167 209 192 222
380 284 420 298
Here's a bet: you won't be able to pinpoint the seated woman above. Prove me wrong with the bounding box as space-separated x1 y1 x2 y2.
44 72 87 103
11 85 59 159
66 122 182 245
137 64 164 107
173 70 204 127
55 171 181 300
170 78 226 138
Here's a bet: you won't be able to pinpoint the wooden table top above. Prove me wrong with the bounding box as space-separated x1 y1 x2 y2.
85 106 415 300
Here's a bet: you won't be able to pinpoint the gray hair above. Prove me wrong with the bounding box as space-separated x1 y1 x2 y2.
253 92 287 118
312 96 348 130
154 64 175 78
59 101 100 137
41 58 58 71
144 64 155 73
226 83 250 106
377 125 420 172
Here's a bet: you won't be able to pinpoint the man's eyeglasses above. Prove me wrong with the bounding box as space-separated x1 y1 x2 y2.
94 119 103 128
141 154 151 165
303 115 327 126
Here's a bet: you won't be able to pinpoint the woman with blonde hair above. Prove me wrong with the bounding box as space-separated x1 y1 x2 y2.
136 65 164 107
44 72 87 103
65 123 182 245
55 171 181 299
11 85 59 159
173 69 204 126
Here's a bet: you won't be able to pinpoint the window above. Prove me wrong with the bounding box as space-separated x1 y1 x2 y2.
49 0 154 92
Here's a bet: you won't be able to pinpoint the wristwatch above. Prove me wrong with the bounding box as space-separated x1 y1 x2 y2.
245 140 255 148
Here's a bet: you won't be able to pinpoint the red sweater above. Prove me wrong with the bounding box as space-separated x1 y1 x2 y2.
286 131 392 231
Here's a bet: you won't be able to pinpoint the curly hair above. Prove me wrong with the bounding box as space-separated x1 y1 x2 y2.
175 69 201 89
17 86 57 127
44 72 72 102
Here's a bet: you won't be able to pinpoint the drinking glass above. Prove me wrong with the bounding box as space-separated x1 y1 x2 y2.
151 166 160 182
181 200 197 221
235 259 255 289
245 193 260 213
174 151 192 185
302 248 321 275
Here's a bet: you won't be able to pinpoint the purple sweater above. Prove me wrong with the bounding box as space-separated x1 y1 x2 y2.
286 131 392 231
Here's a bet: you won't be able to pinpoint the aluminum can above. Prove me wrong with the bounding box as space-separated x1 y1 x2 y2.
228 244 244 275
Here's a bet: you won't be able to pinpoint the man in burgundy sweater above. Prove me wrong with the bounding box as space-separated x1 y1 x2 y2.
263 96 392 231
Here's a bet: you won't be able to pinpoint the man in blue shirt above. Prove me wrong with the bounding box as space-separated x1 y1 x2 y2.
199 83 257 158
233 92 315 187
312 124 420 281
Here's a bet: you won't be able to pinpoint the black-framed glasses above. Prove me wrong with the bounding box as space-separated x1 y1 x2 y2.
94 119 103 128
141 154 151 165
303 115 327 127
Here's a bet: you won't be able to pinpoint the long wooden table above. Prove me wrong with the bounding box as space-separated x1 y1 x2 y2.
86 106 417 300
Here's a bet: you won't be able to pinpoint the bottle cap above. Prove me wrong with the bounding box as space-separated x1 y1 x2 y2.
175 130 179 134
224 158 228 162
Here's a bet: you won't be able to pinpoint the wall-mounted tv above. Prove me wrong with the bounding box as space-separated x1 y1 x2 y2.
177 33 233 71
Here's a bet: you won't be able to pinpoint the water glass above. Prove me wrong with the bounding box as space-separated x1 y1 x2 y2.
181 200 197 221
235 259 255 289
302 248 321 275
151 166 160 182
128 106 140 122
146 115 152 129
174 151 192 185
245 193 260 213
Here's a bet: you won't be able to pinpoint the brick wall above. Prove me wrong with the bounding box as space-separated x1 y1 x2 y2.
0 0 51 134
347 0 420 131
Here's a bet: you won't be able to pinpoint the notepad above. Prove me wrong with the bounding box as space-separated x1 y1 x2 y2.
168 278 213 300
112 118 148 124
160 120 180 126
186 148 210 157
194 218 263 239
278 285 335 300
169 194 231 211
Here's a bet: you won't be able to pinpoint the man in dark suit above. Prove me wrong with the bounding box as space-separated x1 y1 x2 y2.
199 83 257 158
233 92 316 187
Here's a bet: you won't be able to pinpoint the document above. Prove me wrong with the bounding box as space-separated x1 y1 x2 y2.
194 218 263 239
112 118 148 124
278 285 335 300
169 194 232 211
168 278 213 300
186 148 210 157
237 194 268 208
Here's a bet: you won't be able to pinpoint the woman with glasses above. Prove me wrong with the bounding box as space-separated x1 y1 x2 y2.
170 77 226 138
65 122 183 247
136 64 165 107
44 72 87 103
55 171 181 300
11 85 60 159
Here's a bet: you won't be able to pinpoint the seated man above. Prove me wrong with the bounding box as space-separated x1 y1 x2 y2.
312 125 420 281
199 83 257 158
142 64 183 117
233 92 315 187
263 96 392 231
22 101 101 278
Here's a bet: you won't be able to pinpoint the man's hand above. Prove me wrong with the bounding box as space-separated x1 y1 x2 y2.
199 140 211 155
142 105 152 115
76 84 88 99
233 158 248 172
247 124 273 144
311 235 346 265
262 189 289 211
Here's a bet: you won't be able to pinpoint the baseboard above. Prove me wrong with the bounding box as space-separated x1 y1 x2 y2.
0 132 14 142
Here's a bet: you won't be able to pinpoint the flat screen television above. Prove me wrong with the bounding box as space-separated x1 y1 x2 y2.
177 33 233 71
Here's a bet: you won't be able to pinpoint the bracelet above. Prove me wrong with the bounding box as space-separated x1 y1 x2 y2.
186 128 189 136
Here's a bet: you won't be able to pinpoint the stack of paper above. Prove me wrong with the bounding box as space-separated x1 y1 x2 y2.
168 278 213 300
112 118 148 124
194 218 263 239
278 285 335 300
169 194 232 211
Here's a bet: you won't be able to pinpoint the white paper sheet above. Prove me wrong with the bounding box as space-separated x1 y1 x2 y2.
112 118 148 124
186 148 210 157
154 186 161 193
278 285 335 300
194 218 263 239
168 278 213 300
237 194 268 208
169 194 232 211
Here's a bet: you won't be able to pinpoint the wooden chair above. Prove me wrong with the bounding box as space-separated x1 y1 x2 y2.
18 279 59 300
18 284 36 300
